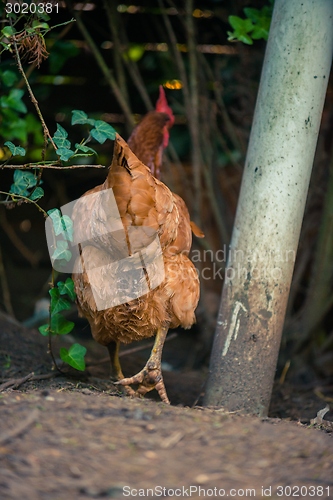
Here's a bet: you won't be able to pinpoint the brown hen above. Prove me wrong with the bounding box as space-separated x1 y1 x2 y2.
72 90 200 403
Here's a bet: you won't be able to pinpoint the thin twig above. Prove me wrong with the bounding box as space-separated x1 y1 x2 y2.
0 243 15 316
70 2 134 127
0 164 106 170
0 191 48 217
12 36 57 152
0 409 39 445
185 0 202 222
200 53 245 156
106 0 153 113
104 1 130 108
0 371 60 392
0 372 35 392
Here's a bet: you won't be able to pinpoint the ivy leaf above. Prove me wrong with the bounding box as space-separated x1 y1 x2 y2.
47 209 62 235
10 170 37 196
57 278 76 301
53 123 71 149
38 324 50 336
244 7 271 40
49 40 79 74
31 20 49 30
47 210 73 241
71 109 95 126
1 89 27 113
29 187 44 201
60 343 86 371
2 70 18 87
49 287 72 315
51 240 72 262
1 26 16 38
227 16 254 45
60 215 73 241
251 25 269 41
4 141 26 156
74 143 97 156
51 313 74 335
91 120 116 144
56 147 75 161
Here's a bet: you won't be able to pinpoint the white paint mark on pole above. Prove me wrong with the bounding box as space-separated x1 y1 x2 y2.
222 301 248 357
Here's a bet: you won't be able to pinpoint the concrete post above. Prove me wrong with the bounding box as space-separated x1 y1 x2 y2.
204 0 333 416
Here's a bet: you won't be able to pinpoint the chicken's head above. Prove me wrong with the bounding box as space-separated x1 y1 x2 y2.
156 86 175 148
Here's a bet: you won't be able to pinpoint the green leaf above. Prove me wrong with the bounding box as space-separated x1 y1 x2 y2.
244 7 271 40
74 143 97 156
29 187 44 201
38 324 50 336
49 40 79 74
61 215 73 241
57 278 76 301
91 121 116 144
238 33 254 45
0 41 11 50
53 123 71 149
251 25 269 41
32 20 49 30
1 70 18 87
243 8 261 23
228 16 254 44
47 210 73 240
47 208 62 234
56 147 75 161
51 313 74 335
38 12 51 22
1 26 16 38
1 89 27 113
60 344 86 371
228 16 251 32
10 170 37 196
4 141 26 156
71 110 95 126
51 240 72 262
49 287 72 315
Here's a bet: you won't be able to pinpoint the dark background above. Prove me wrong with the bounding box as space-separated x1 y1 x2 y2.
1 0 332 385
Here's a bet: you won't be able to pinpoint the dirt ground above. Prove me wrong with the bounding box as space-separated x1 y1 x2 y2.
0 312 333 500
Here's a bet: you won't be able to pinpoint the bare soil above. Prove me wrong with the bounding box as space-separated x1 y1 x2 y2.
0 312 332 500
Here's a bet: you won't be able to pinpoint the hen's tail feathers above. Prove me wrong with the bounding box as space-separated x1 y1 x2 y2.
111 133 142 177
190 220 205 238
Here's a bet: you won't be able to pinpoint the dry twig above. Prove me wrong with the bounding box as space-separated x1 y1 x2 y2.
0 371 59 392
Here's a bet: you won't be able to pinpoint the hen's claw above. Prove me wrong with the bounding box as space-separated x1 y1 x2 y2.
116 363 170 404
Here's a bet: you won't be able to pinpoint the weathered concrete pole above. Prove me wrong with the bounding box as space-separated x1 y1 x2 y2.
204 0 333 416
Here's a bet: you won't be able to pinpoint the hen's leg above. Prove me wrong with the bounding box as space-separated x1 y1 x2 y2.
107 341 135 396
116 325 170 404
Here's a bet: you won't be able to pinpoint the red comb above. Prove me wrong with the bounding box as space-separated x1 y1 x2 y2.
156 86 175 127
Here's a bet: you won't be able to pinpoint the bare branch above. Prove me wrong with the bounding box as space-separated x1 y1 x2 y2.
1 164 106 170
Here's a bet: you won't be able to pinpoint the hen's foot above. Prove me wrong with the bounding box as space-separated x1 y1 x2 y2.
107 341 136 397
116 361 170 404
110 376 136 397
